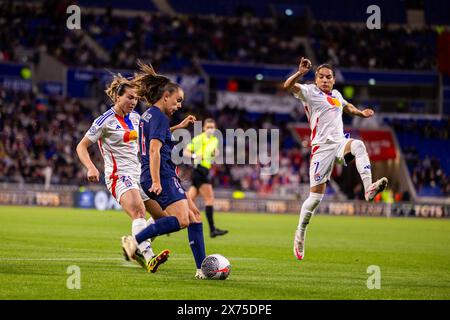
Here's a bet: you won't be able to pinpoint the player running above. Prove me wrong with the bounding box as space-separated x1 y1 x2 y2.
284 57 388 261
76 74 171 273
121 62 208 279
184 118 228 238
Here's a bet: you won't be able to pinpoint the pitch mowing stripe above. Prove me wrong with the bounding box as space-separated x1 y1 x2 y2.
0 256 262 262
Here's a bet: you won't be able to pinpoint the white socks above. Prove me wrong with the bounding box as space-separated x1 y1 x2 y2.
297 192 324 239
350 140 372 193
132 218 154 259
146 217 155 227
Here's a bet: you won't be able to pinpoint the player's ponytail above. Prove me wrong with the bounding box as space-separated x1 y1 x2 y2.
133 60 180 105
105 73 134 103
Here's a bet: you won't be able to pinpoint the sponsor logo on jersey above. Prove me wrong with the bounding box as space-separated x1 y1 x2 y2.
326 96 341 107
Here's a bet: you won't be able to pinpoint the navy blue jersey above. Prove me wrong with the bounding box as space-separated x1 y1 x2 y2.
139 106 177 183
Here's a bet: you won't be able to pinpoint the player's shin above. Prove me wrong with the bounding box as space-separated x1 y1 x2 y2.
205 205 215 232
188 223 206 269
297 192 324 236
350 140 372 192
132 218 154 260
294 192 323 259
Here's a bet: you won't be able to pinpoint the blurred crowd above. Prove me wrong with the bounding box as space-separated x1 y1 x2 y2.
406 150 450 196
388 119 450 196
0 86 311 197
0 2 438 71
310 22 437 70
0 1 446 199
0 88 100 185
201 106 311 197
1 86 449 198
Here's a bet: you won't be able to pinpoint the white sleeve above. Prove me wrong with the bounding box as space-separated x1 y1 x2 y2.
292 84 311 102
85 118 104 143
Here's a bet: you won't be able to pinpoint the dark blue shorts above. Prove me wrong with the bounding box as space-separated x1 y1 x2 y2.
141 176 187 210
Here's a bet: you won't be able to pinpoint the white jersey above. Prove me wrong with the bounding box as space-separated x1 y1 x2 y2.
85 107 141 180
293 83 348 146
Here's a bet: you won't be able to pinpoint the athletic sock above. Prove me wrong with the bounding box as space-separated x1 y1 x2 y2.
297 192 324 240
132 218 154 259
188 223 206 269
146 216 155 227
135 216 180 244
351 140 372 193
205 205 215 232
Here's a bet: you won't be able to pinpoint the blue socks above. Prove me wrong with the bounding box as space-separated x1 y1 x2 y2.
135 216 180 244
188 223 206 269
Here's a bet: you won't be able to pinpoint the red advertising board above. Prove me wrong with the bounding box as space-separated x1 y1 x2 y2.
292 126 397 161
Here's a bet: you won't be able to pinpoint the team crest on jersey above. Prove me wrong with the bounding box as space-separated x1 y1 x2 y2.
88 126 97 135
121 176 133 188
314 173 322 182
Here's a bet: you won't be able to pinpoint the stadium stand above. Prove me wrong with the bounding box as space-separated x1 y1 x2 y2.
1 0 449 201
0 2 439 71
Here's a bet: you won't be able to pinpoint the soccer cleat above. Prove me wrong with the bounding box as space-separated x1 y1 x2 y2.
121 235 138 261
365 177 388 202
293 229 305 260
147 249 170 273
195 269 207 279
210 228 228 238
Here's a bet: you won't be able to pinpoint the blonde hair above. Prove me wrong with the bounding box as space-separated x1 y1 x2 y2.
104 73 135 103
133 61 181 105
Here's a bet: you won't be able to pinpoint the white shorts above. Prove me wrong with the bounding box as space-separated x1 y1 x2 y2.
309 140 349 187
106 174 149 203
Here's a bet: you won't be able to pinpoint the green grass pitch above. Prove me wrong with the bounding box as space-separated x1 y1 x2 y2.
1 206 450 300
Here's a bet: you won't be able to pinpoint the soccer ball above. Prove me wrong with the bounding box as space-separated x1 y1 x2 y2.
201 254 231 280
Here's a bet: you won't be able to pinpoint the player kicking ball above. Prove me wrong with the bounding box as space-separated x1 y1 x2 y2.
121 62 208 279
284 57 388 261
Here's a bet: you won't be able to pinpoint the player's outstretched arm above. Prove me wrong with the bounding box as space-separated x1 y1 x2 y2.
76 137 100 182
170 115 196 132
283 57 312 94
343 103 375 118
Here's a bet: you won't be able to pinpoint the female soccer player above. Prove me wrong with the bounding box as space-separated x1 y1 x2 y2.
185 118 228 238
121 62 207 279
284 57 388 261
76 75 172 273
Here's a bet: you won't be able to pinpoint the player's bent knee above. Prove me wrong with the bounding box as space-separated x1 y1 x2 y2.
350 139 367 156
129 206 146 219
189 210 202 223
176 214 190 229
304 192 324 212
